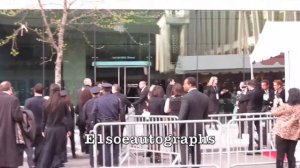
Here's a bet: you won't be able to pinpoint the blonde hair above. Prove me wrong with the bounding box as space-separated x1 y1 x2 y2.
207 76 218 86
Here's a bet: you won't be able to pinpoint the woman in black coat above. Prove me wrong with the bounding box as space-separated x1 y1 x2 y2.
39 84 70 168
148 85 165 163
204 76 220 114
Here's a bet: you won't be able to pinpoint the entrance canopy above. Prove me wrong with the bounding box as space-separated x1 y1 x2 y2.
175 54 283 75
250 21 300 95
92 61 151 68
250 21 300 63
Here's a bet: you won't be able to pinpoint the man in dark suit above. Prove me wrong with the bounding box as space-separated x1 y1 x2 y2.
0 81 24 168
132 81 149 115
112 84 131 129
238 80 264 152
260 79 274 146
24 83 46 167
178 77 209 166
261 80 274 112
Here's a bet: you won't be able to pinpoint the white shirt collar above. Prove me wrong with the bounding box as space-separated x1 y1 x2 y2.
34 93 43 97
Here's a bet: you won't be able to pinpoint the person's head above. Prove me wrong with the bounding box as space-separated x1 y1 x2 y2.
147 85 156 99
46 83 62 112
172 83 183 97
151 85 165 98
273 80 283 91
112 84 121 94
287 88 300 106
239 81 247 90
183 77 197 92
207 76 218 86
101 83 112 94
138 81 147 90
79 89 92 107
0 84 3 91
0 81 13 95
49 84 60 96
33 83 44 95
167 78 175 85
83 78 92 87
246 80 256 90
149 85 156 92
60 90 71 105
261 80 270 91
90 86 100 97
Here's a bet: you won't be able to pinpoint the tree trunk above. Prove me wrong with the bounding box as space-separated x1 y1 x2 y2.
55 48 63 86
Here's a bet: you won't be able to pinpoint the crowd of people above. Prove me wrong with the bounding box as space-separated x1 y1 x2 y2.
0 76 299 168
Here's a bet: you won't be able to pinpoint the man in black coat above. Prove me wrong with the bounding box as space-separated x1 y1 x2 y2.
24 83 46 167
112 84 131 130
0 81 24 168
261 80 274 112
132 81 149 115
178 77 209 166
238 80 264 152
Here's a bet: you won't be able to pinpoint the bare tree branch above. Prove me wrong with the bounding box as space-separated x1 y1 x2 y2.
38 0 58 51
68 24 104 50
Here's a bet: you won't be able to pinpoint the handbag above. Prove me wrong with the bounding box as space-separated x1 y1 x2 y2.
15 122 25 145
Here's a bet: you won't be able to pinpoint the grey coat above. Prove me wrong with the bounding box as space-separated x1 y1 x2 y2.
0 92 24 167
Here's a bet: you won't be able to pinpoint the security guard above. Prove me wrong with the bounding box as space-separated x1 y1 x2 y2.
91 83 122 167
83 86 101 167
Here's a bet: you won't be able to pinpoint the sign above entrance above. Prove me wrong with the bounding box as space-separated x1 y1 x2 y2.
112 56 136 60
92 61 151 68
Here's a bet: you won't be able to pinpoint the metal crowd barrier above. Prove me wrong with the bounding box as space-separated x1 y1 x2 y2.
91 119 223 168
226 117 277 167
208 112 272 124
90 113 300 168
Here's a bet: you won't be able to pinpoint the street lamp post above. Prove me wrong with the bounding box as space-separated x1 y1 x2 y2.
42 26 46 95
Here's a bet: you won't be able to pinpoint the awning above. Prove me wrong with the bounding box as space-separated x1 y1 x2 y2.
250 21 300 93
92 61 151 68
250 21 300 62
175 54 284 74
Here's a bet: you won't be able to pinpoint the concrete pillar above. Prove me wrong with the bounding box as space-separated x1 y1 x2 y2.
206 11 213 54
200 11 207 54
212 11 219 54
180 24 187 56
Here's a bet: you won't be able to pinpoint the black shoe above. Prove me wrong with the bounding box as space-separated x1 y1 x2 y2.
72 154 77 158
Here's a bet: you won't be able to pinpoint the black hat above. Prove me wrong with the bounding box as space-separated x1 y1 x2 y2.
60 90 68 97
101 83 112 88
90 86 100 94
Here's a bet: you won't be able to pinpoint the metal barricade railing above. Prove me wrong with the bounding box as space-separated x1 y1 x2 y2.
208 112 272 124
226 117 277 167
91 119 223 168
126 115 179 122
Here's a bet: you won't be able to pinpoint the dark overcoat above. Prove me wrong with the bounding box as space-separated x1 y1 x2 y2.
0 92 24 167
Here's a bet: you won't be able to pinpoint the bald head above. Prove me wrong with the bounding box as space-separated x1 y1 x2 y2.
1 81 12 91
1 81 13 95
83 78 92 86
